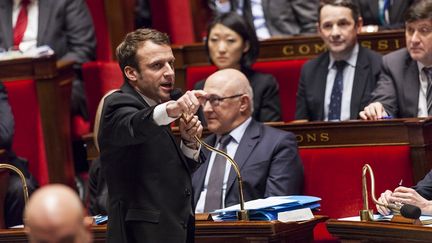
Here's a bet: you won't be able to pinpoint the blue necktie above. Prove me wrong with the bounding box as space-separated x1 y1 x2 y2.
328 61 347 121
379 0 390 25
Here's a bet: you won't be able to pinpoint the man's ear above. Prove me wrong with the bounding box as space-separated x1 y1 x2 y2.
239 95 250 113
124 66 138 85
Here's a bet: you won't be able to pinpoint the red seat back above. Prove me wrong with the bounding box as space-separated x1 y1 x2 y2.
300 145 413 241
185 59 308 121
82 62 123 128
4 80 49 185
85 0 112 61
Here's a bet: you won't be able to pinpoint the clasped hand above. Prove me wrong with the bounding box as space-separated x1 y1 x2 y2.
166 90 207 148
377 186 432 216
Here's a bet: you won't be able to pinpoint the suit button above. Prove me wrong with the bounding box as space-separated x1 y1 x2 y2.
184 188 191 196
181 221 187 229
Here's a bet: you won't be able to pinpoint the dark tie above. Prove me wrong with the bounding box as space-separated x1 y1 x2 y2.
13 0 30 49
204 134 232 212
423 67 432 115
328 61 347 121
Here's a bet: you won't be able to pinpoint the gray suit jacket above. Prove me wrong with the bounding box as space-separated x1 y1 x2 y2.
209 0 318 36
0 0 95 64
192 119 303 208
369 48 420 118
295 46 382 121
355 0 413 29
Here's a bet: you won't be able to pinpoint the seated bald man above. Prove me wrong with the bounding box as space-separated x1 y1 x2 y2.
24 184 92 243
192 68 304 213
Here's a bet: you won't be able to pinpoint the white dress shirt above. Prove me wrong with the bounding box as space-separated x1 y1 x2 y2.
324 43 359 121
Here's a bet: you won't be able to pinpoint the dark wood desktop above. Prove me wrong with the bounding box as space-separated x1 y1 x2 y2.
0 216 327 243
327 218 432 243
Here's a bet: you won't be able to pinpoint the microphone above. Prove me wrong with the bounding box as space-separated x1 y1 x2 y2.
169 89 249 220
361 164 421 223
400 204 421 219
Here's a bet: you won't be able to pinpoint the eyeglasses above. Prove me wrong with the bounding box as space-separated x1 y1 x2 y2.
203 94 244 106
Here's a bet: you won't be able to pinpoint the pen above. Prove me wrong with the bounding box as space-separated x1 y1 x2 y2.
398 179 403 187
381 115 393 119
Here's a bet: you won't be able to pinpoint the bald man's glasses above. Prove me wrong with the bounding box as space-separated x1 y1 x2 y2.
203 94 244 106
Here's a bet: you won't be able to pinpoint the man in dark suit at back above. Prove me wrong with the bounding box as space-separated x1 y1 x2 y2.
360 0 432 120
192 68 303 212
296 0 382 121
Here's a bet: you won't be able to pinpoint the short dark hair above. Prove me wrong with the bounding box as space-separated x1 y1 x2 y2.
404 0 432 23
116 28 171 81
318 0 360 25
205 12 259 69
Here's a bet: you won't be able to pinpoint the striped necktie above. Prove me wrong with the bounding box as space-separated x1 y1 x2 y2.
204 134 232 212
423 67 432 115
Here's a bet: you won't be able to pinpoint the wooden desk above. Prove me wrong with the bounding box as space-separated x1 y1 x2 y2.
86 118 432 183
172 30 405 89
326 218 432 243
0 55 75 185
0 216 327 242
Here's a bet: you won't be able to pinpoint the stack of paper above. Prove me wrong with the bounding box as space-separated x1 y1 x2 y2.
212 195 321 221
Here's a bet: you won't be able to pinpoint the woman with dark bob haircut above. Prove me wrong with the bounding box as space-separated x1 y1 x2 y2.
194 12 281 122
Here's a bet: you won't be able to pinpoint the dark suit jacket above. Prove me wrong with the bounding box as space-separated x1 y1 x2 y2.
369 48 420 118
192 119 303 208
295 46 382 121
99 82 200 243
209 0 318 35
195 69 282 122
413 170 432 200
0 0 95 64
355 0 413 30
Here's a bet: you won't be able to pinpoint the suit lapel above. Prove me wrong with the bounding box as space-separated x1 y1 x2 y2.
0 0 13 48
389 0 404 23
350 47 369 118
226 120 260 195
402 57 420 117
37 0 51 45
315 55 330 120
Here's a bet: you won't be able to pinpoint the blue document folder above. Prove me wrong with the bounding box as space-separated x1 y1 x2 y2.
212 195 321 221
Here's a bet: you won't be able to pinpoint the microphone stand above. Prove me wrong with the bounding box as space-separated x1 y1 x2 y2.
181 114 249 221
0 163 29 204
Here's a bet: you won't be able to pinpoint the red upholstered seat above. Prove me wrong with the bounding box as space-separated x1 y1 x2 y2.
4 80 49 185
82 62 123 128
185 59 308 121
300 145 413 242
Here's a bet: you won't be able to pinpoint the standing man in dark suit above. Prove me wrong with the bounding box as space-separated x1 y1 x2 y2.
192 69 303 212
355 0 413 30
0 81 38 228
296 0 382 121
360 0 432 120
99 28 206 243
208 0 318 39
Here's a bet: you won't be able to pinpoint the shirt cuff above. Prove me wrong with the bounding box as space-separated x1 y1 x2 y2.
153 101 178 126
181 140 201 161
